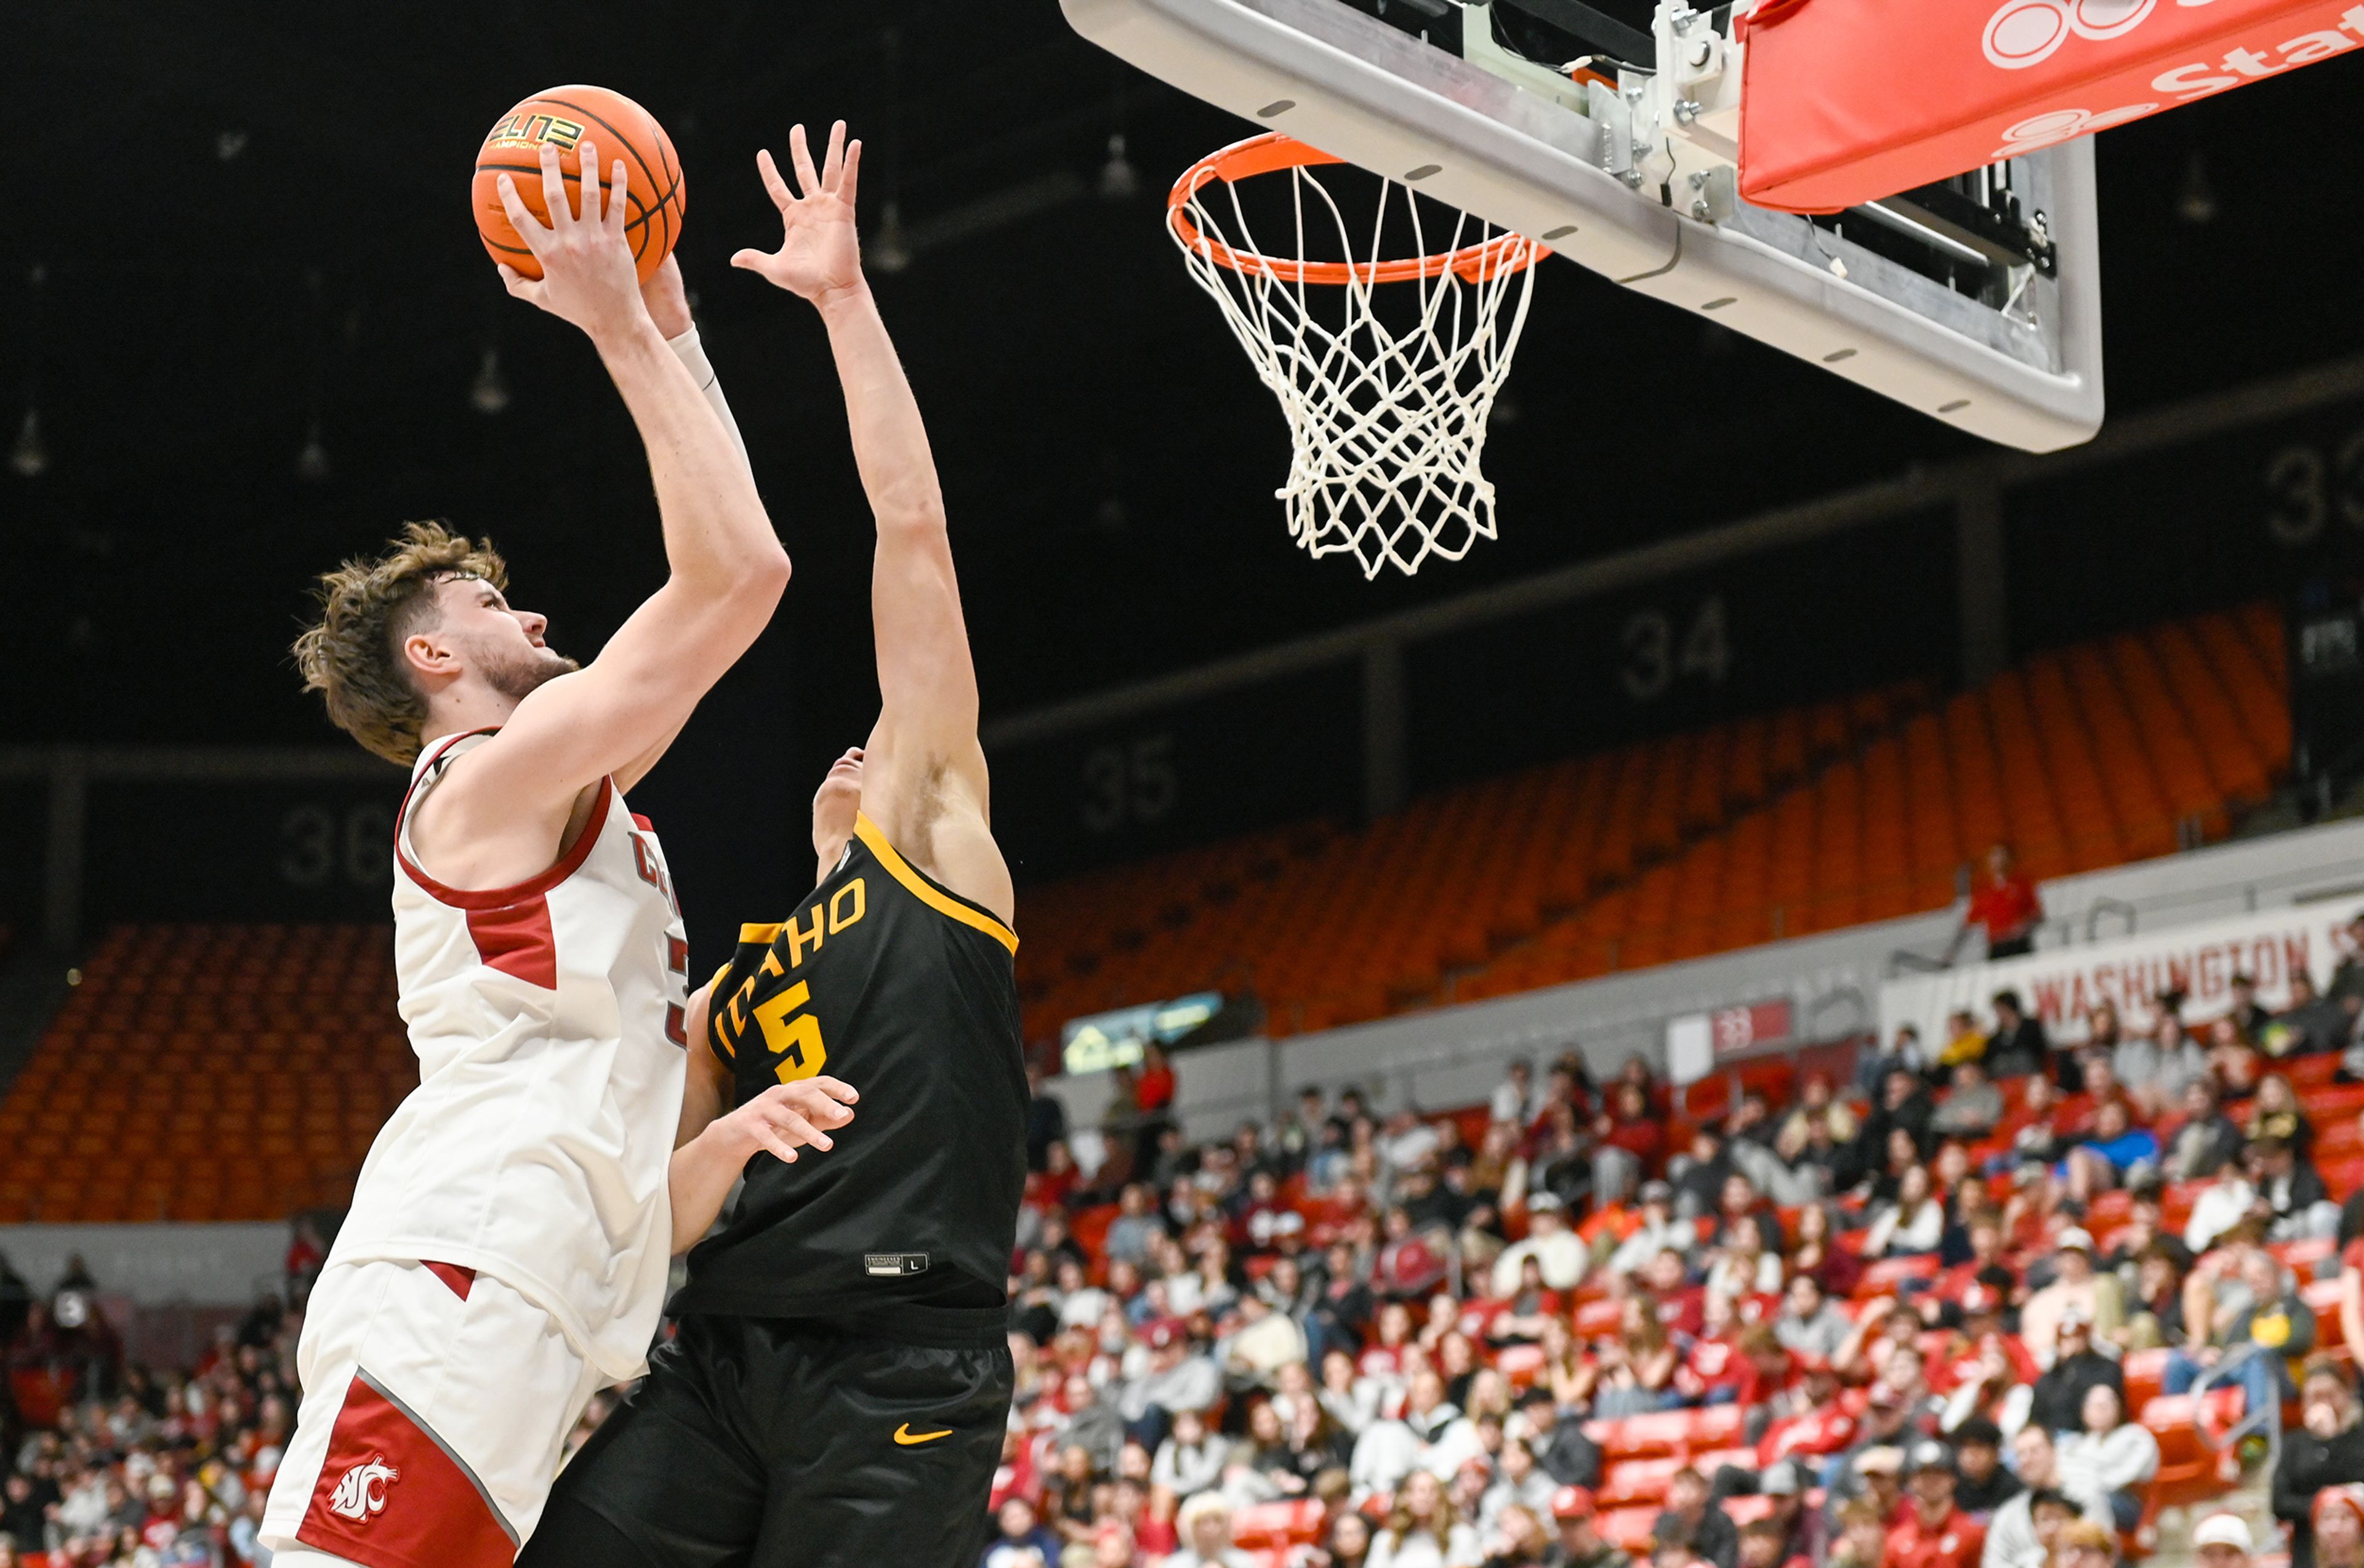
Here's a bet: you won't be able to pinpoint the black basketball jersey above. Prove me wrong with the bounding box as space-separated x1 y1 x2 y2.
672 812 1026 1322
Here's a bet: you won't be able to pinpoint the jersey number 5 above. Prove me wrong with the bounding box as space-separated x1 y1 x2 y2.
753 981 827 1084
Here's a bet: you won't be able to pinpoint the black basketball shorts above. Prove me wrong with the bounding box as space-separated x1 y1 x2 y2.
520 1310 1013 1568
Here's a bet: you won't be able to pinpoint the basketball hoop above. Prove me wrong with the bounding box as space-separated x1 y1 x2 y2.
1168 134 1543 579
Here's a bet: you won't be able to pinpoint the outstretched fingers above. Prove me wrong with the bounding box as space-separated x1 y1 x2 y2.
608 158 630 238
838 140 862 209
754 147 795 214
788 122 823 200
821 121 847 193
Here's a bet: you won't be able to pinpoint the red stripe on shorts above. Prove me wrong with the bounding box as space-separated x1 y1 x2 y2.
424 1261 475 1301
297 1370 515 1568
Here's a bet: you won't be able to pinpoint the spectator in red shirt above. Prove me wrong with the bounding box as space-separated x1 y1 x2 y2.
1963 845 2043 962
1594 1081 1666 1200
1887 1441 1987 1568
1758 1361 1859 1468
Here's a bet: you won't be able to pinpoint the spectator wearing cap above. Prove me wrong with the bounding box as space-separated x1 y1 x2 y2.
2193 1512 2256 1568
1777 1272 1854 1362
1369 1467 1480 1568
1551 1487 1625 1568
1950 1420 2021 1519
1490 1192 1587 1298
2055 1383 2158 1532
2275 1361 2364 1568
1651 1467 1738 1568
2020 1232 2126 1369
1886 1441 1987 1568
2025 1311 2125 1432
2318 1488 2364 1568
1121 1319 1222 1450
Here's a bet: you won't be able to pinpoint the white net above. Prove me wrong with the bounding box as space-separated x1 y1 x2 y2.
1170 139 1542 579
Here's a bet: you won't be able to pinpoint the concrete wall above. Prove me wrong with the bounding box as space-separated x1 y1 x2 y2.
0 1222 289 1307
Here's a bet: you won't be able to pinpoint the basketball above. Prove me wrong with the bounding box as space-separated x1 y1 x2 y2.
472 85 685 283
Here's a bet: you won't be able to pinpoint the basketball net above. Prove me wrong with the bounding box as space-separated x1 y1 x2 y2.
1168 135 1543 579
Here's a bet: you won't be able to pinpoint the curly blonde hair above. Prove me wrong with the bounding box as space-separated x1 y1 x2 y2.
292 520 509 765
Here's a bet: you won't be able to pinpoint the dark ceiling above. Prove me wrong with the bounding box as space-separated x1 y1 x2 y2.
5 0 2362 759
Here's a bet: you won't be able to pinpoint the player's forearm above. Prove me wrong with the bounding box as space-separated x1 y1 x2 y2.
667 1122 752 1255
595 318 786 595
816 283 946 533
668 326 750 468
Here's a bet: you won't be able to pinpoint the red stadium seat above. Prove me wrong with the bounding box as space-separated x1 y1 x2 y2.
1232 1500 1325 1548
1583 1405 1748 1461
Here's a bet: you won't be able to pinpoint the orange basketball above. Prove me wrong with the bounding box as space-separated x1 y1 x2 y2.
472 86 685 284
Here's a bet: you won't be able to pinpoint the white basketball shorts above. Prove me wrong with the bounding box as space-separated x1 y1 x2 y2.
260 1257 606 1568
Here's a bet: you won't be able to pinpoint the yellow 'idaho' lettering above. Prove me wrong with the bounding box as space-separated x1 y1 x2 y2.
829 878 867 934
755 981 826 1083
785 907 826 967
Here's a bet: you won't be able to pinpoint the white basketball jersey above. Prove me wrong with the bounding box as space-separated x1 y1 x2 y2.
329 729 690 1380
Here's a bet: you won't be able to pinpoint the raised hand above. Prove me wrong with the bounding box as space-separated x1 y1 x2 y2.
494 138 650 342
731 121 865 307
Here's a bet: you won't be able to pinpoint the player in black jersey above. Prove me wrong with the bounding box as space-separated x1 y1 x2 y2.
520 122 1026 1568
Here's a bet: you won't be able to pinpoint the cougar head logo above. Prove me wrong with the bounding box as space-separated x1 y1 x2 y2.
327 1457 401 1522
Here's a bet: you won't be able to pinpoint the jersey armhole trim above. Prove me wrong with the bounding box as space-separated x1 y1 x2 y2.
395 731 616 912
853 812 1018 955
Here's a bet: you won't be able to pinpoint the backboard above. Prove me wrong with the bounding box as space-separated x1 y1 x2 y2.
1063 0 2105 452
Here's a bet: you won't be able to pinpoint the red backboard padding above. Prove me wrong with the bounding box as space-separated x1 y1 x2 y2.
1738 0 2364 212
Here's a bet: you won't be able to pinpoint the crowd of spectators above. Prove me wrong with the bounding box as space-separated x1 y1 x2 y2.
16 928 2364 1568
996 954 2364 1568
0 1258 302 1567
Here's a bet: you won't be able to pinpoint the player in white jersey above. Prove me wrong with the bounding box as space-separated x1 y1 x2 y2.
272 141 857 1568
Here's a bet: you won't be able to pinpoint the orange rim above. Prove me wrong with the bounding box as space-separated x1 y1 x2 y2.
1168 133 1542 287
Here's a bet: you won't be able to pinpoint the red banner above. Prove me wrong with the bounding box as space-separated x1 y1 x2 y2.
1738 0 2364 212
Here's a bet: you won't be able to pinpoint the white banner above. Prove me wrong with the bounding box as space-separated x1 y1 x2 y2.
1880 903 2358 1051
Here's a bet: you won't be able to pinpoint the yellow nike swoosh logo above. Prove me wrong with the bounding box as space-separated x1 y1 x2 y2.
893 1423 954 1446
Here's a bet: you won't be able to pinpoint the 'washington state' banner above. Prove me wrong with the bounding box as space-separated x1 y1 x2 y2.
1878 901 2362 1052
